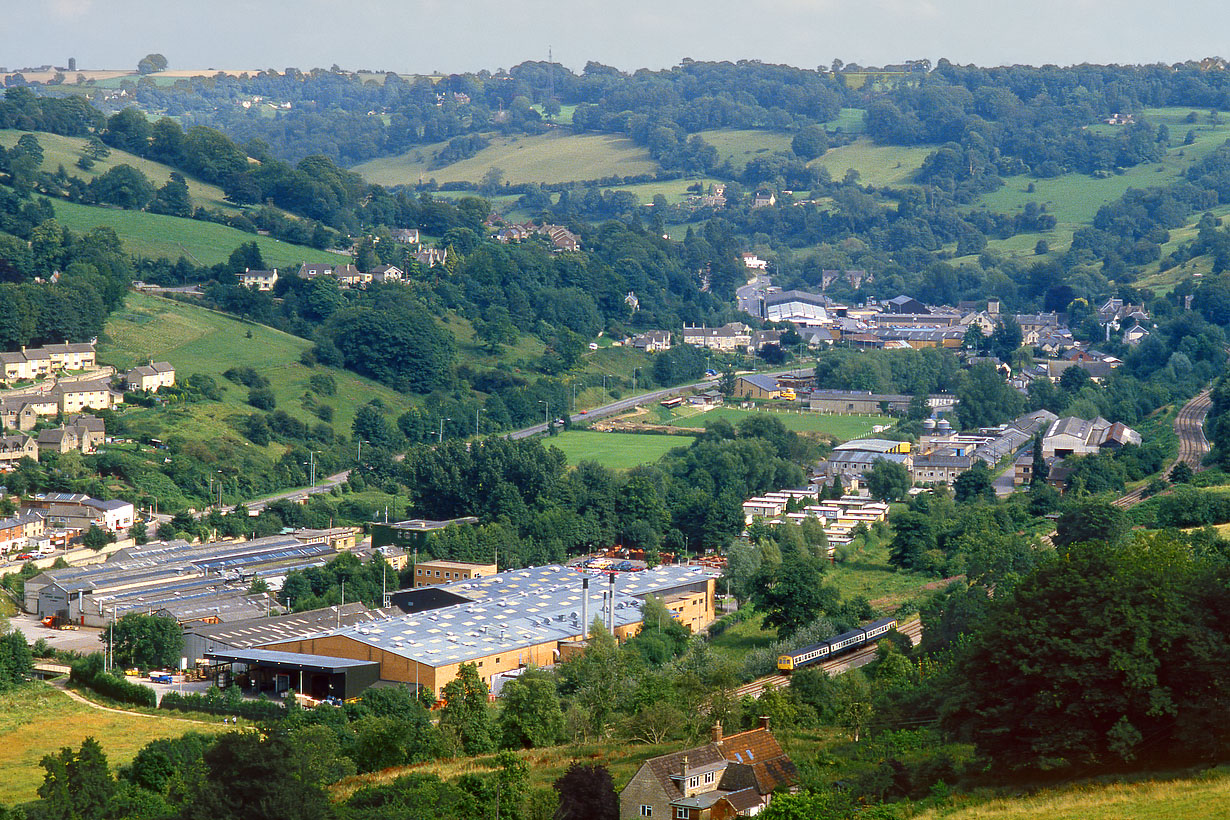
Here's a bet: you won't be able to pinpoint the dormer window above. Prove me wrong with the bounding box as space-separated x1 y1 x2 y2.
687 776 698 789
704 771 715 785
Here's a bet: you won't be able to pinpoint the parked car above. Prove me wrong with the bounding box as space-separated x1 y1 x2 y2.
149 673 173 684
14 553 35 561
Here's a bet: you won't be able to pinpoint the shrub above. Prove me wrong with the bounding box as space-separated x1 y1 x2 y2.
160 689 286 721
70 656 157 708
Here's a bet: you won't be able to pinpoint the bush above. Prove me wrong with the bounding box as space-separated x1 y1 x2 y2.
160 689 286 721
248 387 277 411
223 366 270 389
70 656 157 708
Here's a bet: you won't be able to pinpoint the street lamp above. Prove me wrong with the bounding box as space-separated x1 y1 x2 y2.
438 417 451 443
475 407 484 437
604 374 613 391
538 400 549 428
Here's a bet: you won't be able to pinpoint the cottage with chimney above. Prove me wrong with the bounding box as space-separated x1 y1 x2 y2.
619 719 798 819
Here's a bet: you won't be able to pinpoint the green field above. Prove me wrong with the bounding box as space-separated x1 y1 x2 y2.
809 138 936 187
665 407 891 441
351 131 659 186
49 199 348 268
978 106 1230 264
99 291 415 437
697 129 794 173
0 683 222 805
0 129 233 211
547 430 695 470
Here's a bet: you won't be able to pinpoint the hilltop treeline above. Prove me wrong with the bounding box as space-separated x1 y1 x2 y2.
38 59 1228 184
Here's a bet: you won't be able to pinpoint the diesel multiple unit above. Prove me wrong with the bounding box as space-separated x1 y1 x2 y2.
776 617 897 672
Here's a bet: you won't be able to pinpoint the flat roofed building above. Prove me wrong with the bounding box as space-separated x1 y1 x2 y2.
371 516 480 551
205 648 380 701
263 564 718 691
184 602 384 664
413 559 497 588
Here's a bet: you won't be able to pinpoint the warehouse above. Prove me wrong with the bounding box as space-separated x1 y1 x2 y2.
205 648 380 700
262 564 718 692
184 603 389 667
24 535 338 626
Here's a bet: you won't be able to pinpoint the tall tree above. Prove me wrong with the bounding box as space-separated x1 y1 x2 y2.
439 662 495 755
553 763 618 820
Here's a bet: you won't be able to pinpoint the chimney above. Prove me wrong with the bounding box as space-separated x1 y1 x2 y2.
711 721 723 742
581 575 589 634
758 715 770 730
681 755 689 780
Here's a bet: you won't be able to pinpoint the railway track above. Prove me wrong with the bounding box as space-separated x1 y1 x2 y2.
732 619 923 699
1113 389 1212 509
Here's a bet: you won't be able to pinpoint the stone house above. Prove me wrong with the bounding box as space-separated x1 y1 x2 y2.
619 719 797 819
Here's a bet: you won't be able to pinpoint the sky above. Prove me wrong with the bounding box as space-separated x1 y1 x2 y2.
3 0 1229 75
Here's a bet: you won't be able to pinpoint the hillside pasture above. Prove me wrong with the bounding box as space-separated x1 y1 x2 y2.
99 291 414 436
0 683 222 805
809 138 935 187
0 129 233 211
696 129 795 173
351 131 659 186
912 767 1230 820
978 106 1230 263
48 199 347 268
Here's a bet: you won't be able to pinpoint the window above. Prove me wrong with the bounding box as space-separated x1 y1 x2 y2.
639 807 653 817
687 776 698 789
704 771 715 784
676 809 688 819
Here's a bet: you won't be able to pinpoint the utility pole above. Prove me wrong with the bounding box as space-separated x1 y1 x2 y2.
438 417 450 443
475 406 483 437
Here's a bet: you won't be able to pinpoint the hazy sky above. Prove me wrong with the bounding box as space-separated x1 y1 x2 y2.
4 0 1229 75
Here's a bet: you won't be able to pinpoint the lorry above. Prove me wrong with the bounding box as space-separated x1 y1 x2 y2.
41 614 78 630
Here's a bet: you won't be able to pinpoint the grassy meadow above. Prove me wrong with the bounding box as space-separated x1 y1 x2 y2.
351 131 658 186
697 129 794 174
48 199 348 268
0 683 222 805
99 291 415 438
809 138 935 188
978 106 1230 268
546 430 695 470
0 129 233 211
913 767 1230 820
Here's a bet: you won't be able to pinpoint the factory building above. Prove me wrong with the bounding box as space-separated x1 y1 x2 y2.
24 535 337 627
261 564 717 692
183 603 389 666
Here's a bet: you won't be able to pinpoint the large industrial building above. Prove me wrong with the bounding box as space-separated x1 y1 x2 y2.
23 534 341 627
261 564 718 693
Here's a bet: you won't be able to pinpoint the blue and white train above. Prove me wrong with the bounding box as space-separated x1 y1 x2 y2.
776 617 897 672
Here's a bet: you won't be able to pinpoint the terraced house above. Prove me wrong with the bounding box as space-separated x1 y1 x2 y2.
0 341 96 385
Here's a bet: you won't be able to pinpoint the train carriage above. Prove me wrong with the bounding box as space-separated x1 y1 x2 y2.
776 617 898 673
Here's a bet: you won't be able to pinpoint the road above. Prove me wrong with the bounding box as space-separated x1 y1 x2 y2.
733 618 923 699
1113 389 1212 509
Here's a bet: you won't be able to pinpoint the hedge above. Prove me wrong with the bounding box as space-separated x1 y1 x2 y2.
160 690 286 721
70 657 157 708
